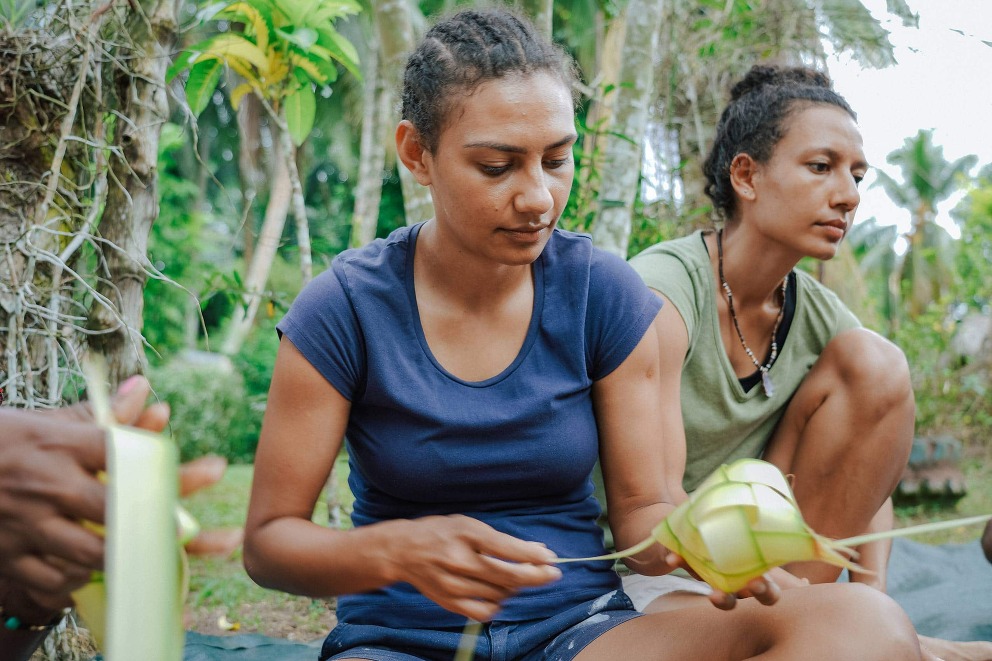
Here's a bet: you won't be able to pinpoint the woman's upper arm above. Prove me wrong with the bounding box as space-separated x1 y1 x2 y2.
594 290 690 562
246 337 351 534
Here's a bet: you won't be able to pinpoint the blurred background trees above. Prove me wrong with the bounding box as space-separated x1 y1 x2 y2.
1 0 990 464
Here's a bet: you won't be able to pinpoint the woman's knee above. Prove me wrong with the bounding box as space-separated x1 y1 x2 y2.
834 584 921 659
819 328 913 412
790 584 921 660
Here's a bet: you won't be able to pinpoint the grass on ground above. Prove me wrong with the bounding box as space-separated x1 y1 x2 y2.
182 455 351 641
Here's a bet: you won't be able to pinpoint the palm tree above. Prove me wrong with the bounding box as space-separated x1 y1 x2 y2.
874 129 977 319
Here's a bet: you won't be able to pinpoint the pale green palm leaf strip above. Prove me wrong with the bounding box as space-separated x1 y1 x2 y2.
71 360 187 660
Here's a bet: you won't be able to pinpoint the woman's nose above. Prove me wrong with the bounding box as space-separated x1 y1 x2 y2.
514 166 555 216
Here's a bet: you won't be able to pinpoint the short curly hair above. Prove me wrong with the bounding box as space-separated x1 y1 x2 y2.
703 65 857 220
401 7 580 154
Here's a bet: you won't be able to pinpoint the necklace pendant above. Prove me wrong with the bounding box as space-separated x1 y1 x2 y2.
761 370 775 397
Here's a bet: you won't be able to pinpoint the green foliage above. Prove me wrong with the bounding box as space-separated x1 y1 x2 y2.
173 0 361 145
144 123 217 362
0 0 35 28
894 303 992 440
232 316 280 408
953 172 992 309
150 356 258 463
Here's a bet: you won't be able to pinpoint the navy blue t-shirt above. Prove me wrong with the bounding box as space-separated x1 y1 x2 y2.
277 223 662 628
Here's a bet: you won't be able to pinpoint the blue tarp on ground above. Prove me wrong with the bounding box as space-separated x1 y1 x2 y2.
887 538 991 642
177 538 991 660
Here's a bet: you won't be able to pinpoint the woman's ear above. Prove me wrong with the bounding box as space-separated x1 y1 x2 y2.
396 120 432 186
729 153 759 201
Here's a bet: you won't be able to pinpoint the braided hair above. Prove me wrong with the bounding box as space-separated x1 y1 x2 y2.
703 65 857 220
401 8 579 154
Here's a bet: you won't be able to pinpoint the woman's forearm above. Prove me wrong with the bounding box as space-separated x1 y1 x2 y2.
243 516 408 597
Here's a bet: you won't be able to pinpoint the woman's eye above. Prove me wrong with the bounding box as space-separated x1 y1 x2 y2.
808 162 829 173
544 158 569 170
480 164 510 176
853 173 865 186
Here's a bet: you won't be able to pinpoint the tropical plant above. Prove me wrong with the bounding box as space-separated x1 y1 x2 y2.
873 129 978 319
170 0 361 353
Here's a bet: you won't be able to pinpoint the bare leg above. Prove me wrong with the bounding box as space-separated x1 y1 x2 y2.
854 497 893 590
579 583 923 661
762 328 914 585
982 520 992 564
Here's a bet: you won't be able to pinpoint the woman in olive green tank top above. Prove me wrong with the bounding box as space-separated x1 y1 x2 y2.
623 64 991 660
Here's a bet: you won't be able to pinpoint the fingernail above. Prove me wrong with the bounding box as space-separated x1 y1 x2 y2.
750 581 766 595
118 375 142 395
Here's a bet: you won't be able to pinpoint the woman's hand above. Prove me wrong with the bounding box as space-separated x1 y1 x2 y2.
0 409 108 600
663 552 804 610
0 377 239 606
383 514 562 622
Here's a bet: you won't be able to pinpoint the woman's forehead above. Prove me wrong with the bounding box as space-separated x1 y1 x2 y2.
439 72 575 149
778 105 864 157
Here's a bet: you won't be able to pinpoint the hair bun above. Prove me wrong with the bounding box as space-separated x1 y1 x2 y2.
730 65 833 101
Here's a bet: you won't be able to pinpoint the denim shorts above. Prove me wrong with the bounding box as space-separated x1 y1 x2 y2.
321 589 642 661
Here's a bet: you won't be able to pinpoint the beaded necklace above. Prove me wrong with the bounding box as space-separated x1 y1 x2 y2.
716 229 788 397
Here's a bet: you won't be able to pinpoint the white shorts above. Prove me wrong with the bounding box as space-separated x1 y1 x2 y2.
621 572 713 612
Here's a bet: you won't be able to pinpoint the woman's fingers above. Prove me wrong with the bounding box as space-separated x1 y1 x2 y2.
108 375 153 425
184 528 243 557
396 515 562 619
7 554 94 596
31 516 105 570
179 455 227 497
132 402 170 434
742 575 781 606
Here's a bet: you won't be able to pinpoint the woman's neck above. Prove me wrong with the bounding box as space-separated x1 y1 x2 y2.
415 220 534 310
712 225 795 308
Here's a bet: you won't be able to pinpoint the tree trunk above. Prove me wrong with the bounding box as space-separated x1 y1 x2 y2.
237 93 264 269
87 0 181 387
374 0 433 226
350 23 389 248
285 129 313 284
590 0 665 257
519 0 553 36
0 19 98 407
222 127 293 355
574 12 625 231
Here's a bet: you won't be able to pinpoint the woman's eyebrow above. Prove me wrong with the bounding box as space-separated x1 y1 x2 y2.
464 133 578 153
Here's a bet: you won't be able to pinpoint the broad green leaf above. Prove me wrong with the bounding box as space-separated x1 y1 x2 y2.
290 51 330 84
200 33 271 73
276 26 317 49
272 0 313 26
284 80 316 146
184 59 224 116
310 0 360 25
217 3 273 53
316 27 360 80
166 49 195 83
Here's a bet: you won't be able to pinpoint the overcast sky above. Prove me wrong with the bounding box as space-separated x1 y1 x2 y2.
826 0 992 240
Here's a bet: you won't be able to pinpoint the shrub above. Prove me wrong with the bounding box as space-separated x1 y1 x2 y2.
149 353 259 463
